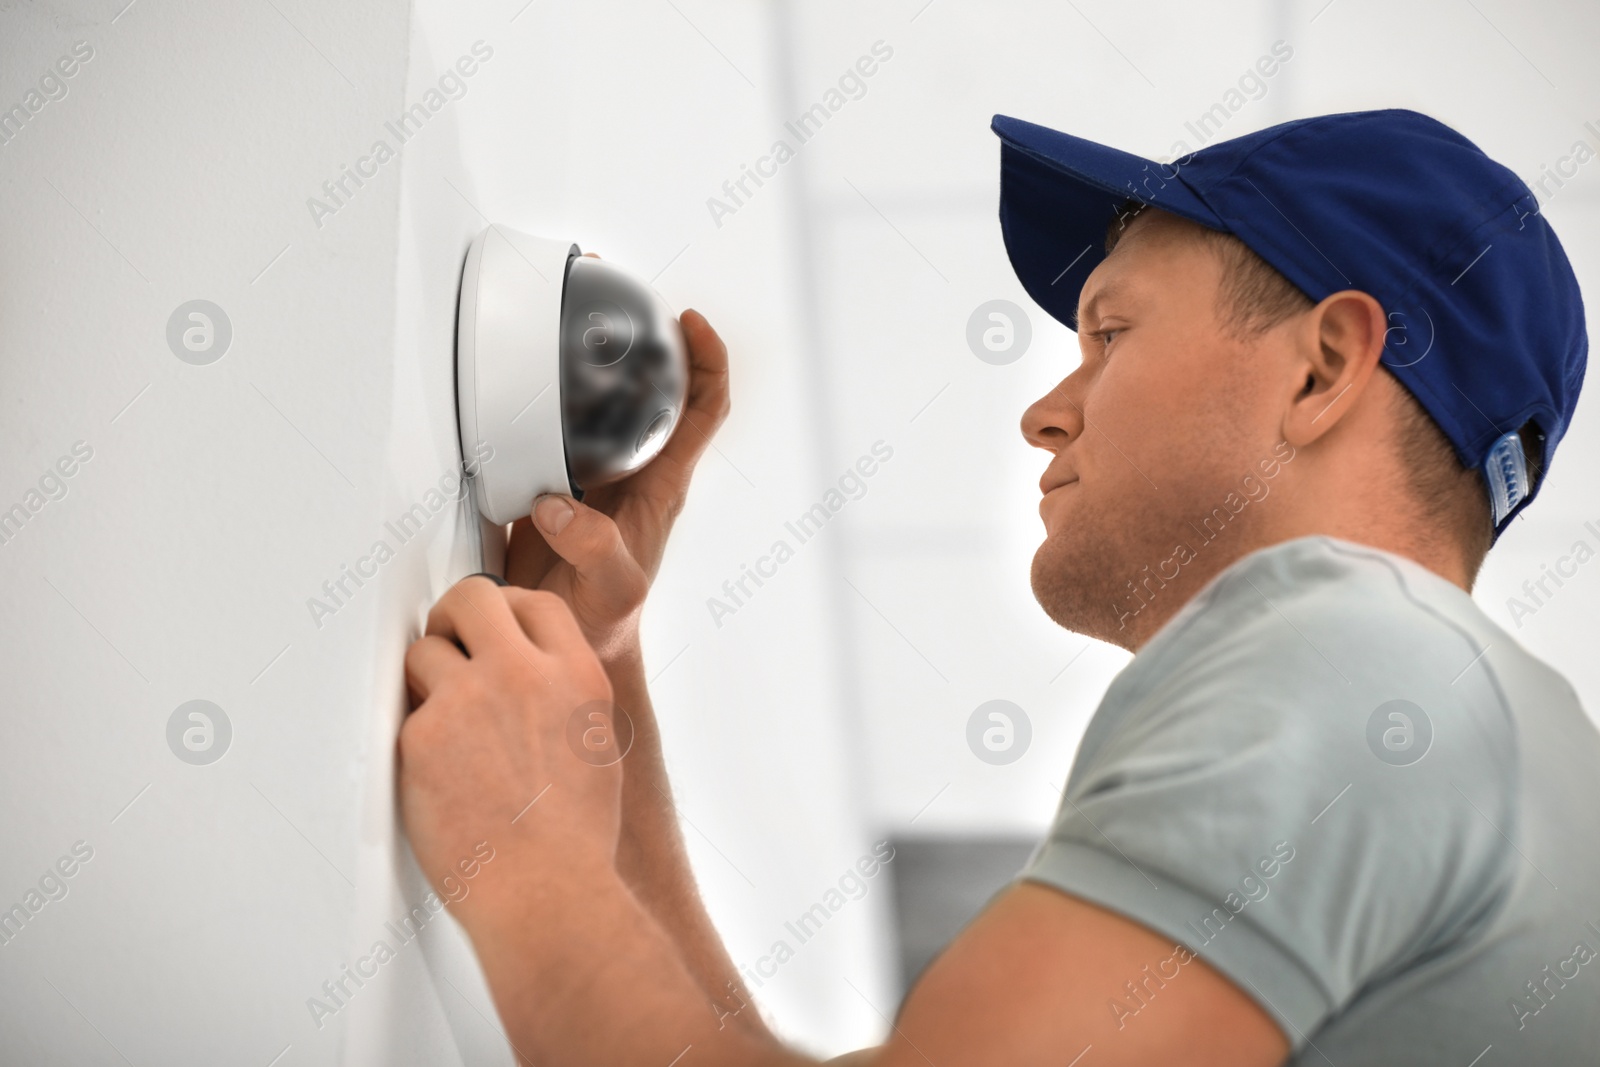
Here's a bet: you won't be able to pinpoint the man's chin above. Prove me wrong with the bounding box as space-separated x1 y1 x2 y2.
1030 535 1088 632
1029 528 1129 646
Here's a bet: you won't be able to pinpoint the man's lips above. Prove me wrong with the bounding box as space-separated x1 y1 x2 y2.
1038 476 1078 525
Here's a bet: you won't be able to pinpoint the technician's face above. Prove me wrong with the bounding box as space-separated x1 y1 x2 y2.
1020 209 1284 648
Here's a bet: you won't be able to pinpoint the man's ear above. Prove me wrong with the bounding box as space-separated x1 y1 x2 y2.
1282 289 1388 448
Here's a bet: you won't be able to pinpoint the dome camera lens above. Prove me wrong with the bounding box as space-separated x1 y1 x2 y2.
559 254 689 491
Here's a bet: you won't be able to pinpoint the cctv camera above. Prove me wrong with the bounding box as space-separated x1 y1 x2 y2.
455 225 689 525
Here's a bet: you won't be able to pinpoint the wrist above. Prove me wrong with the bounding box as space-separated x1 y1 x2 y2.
600 636 647 679
457 845 623 945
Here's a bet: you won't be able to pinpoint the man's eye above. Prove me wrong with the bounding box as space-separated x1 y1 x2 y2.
1094 328 1121 350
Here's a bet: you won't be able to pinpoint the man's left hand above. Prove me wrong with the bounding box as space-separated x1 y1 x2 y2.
398 575 623 927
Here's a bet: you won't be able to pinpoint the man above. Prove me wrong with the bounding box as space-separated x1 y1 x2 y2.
397 109 1599 1064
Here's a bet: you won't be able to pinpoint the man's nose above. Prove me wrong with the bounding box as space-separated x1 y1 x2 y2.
1021 378 1084 452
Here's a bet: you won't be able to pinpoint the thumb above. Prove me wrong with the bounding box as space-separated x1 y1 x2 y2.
531 494 648 614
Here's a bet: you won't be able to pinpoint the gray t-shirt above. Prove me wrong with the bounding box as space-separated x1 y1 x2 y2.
1022 535 1600 1063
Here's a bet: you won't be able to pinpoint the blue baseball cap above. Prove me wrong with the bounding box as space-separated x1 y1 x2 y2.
991 108 1587 535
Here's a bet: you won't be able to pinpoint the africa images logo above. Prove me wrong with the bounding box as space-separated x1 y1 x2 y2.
1365 699 1432 767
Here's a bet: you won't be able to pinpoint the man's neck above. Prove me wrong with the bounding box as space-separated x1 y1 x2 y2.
1109 521 1471 654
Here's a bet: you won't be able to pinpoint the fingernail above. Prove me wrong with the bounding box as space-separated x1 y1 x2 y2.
534 495 574 535
468 572 508 587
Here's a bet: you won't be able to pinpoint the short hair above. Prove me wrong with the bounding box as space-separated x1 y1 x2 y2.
1106 199 1494 583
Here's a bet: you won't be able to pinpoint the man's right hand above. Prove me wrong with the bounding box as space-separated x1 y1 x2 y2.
503 306 731 662
501 301 760 1037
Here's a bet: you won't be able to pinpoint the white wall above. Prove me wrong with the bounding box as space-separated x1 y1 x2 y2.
0 1 503 1063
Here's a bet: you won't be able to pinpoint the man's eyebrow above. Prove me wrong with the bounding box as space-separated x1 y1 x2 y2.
1074 280 1125 332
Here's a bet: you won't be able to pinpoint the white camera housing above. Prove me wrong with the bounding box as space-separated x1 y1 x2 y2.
455 225 689 525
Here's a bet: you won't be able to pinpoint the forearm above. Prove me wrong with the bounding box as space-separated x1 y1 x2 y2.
604 643 768 1034
466 859 809 1066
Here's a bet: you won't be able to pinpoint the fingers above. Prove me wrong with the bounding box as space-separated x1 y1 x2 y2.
423 574 595 666
425 575 533 660
532 495 621 570
404 634 467 706
503 587 590 659
531 495 650 617
667 309 732 466
617 308 731 534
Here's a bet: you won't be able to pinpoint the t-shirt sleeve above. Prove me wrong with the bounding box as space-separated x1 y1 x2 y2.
1018 560 1517 1049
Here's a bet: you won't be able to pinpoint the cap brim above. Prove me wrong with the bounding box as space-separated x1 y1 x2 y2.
992 114 1225 329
